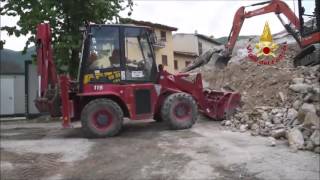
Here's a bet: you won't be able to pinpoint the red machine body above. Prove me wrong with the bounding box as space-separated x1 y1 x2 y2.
35 23 240 137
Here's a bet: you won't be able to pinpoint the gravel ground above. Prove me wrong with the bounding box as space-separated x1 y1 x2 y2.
1 118 319 180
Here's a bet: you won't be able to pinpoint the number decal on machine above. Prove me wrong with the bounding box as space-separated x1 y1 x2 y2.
93 85 103 91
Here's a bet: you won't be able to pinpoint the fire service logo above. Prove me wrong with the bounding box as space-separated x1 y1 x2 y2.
247 21 287 65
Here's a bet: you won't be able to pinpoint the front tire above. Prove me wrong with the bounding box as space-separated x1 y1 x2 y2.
161 93 198 129
81 98 123 138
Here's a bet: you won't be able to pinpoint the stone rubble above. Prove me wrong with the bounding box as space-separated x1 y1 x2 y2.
191 41 320 153
218 63 320 153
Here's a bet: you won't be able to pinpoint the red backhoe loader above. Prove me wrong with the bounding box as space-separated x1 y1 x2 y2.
211 0 320 68
35 23 241 138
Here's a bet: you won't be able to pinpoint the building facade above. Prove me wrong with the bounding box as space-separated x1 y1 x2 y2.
121 18 178 73
173 33 221 72
173 51 198 72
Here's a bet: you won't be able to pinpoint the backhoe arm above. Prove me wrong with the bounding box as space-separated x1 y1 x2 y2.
36 23 58 97
225 0 300 56
35 23 62 117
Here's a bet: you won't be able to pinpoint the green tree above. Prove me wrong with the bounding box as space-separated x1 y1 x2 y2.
1 0 133 77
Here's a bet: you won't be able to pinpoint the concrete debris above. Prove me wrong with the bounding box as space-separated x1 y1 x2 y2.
300 103 316 114
303 112 320 129
267 137 277 147
287 108 298 120
225 120 232 126
292 100 302 110
271 129 286 139
305 140 314 151
310 130 320 146
190 40 320 153
289 83 312 94
314 146 320 154
278 92 286 102
239 124 248 132
292 78 304 84
287 128 305 150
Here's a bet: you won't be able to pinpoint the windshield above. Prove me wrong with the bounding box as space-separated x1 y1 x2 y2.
87 26 120 71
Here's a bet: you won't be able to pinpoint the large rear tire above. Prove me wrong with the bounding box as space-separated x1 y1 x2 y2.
81 98 123 138
161 93 198 129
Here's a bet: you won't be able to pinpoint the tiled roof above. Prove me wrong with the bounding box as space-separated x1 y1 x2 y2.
120 18 178 31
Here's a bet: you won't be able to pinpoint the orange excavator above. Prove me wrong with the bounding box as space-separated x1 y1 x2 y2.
210 0 320 68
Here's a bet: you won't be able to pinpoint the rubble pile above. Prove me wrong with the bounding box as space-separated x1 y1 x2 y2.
193 43 320 153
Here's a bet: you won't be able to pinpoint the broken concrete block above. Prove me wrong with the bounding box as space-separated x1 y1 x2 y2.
287 128 304 149
305 140 314 151
287 108 298 120
289 83 312 93
225 120 232 126
300 103 316 113
251 123 259 130
268 137 276 147
314 146 320 154
298 103 317 123
292 78 304 84
293 100 302 110
271 128 286 139
310 130 320 146
239 124 248 132
303 112 320 129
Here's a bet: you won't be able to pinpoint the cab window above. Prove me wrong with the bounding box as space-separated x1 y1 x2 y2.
300 0 319 36
87 27 120 71
124 27 154 81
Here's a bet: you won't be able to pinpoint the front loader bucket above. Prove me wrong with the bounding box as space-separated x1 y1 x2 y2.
200 89 241 120
35 88 61 117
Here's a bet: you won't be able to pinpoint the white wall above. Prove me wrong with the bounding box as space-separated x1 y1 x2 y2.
198 38 221 55
173 34 198 54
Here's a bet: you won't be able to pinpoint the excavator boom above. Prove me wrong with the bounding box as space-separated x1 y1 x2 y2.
213 0 320 68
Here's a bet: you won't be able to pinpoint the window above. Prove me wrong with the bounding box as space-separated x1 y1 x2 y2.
174 60 178 70
198 42 203 55
160 31 166 41
185 61 191 67
87 27 120 71
162 55 168 66
125 27 154 81
299 0 319 36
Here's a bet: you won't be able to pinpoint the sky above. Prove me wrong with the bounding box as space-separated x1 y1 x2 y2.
0 0 308 51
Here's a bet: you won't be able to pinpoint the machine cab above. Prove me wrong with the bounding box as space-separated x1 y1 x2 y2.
298 0 320 37
79 24 158 87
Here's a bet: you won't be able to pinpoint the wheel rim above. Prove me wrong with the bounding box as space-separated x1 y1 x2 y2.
173 102 191 121
91 109 113 131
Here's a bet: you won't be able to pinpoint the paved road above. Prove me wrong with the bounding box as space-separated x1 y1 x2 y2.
1 118 319 180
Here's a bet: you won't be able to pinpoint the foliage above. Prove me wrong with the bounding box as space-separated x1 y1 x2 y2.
1 0 133 77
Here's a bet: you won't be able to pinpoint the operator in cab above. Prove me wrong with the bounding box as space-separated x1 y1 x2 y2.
89 49 120 70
